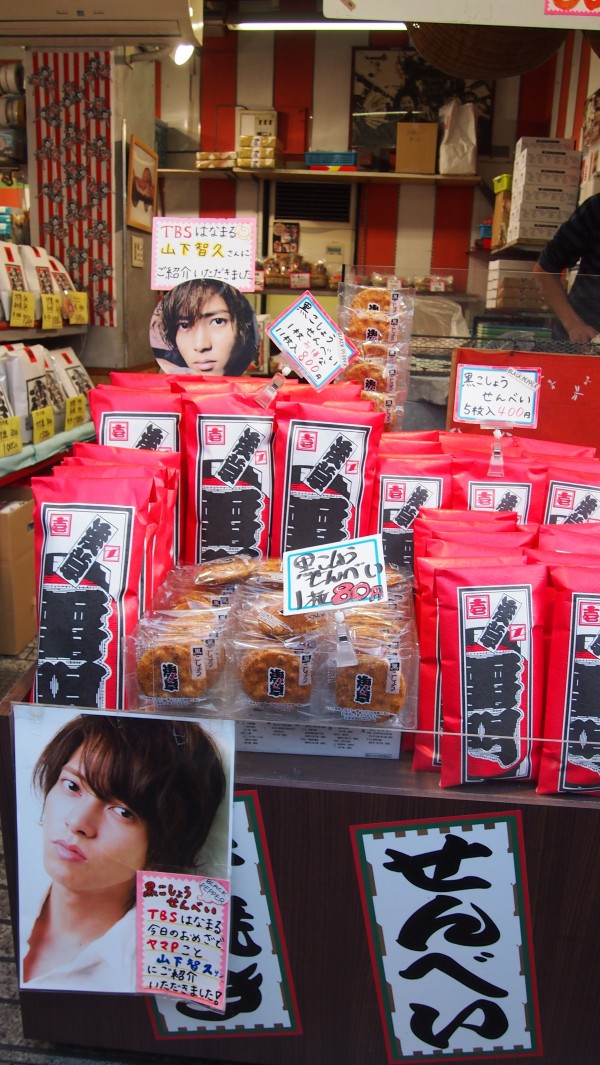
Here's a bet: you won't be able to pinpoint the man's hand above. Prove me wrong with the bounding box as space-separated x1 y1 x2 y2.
565 319 600 344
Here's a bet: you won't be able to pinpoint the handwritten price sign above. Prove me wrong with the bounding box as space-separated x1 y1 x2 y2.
454 365 541 428
0 416 22 458
283 534 387 614
267 291 358 389
137 871 230 1009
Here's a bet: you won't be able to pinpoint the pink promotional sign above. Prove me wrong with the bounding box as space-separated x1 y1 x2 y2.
137 871 230 1010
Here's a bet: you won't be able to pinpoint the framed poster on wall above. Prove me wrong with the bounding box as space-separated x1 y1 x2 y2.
126 135 158 232
350 48 493 157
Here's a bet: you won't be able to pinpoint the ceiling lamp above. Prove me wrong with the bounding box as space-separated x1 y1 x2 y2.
226 14 406 31
172 43 196 64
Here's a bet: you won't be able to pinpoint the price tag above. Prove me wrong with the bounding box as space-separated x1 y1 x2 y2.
283 534 387 615
68 292 89 325
0 416 23 458
41 293 64 329
64 394 87 431
454 364 541 428
9 291 35 328
32 405 55 445
267 291 358 390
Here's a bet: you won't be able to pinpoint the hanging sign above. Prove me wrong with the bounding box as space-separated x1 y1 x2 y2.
323 0 600 28
351 811 541 1063
454 364 541 428
151 217 257 292
267 291 358 389
283 533 387 614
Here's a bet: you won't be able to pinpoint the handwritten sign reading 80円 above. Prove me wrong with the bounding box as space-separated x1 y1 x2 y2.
283 534 388 614
267 291 358 389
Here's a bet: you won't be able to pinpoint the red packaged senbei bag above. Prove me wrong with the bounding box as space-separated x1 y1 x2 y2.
412 554 527 774
31 472 154 710
451 455 549 524
89 385 183 452
371 454 453 575
543 464 600 524
271 401 384 555
435 562 548 787
180 393 275 563
72 441 182 564
537 566 600 796
59 461 175 609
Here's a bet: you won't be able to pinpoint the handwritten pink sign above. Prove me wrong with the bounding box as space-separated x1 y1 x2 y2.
137 870 230 1010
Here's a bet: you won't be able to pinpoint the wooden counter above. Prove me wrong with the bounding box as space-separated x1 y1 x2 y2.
1 673 598 1065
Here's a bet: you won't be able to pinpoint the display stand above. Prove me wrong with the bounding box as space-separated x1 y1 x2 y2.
1 672 599 1065
448 347 600 452
0 421 95 486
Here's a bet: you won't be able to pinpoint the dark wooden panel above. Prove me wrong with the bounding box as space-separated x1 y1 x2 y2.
2 686 599 1064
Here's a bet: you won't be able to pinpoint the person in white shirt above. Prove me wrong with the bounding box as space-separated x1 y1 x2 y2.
21 714 226 994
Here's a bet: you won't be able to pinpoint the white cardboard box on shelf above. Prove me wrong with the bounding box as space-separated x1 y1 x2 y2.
487 259 535 275
505 219 560 242
513 146 582 171
486 277 541 295
509 180 579 206
511 162 581 188
515 136 576 154
508 200 572 224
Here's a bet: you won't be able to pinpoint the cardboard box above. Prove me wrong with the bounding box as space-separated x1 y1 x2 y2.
395 122 438 174
235 108 278 143
513 145 581 169
0 486 36 655
505 218 561 242
515 136 575 155
492 190 512 249
487 259 534 276
486 294 548 309
486 277 541 294
508 200 572 224
509 180 579 206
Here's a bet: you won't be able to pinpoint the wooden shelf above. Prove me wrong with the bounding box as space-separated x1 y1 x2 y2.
159 167 481 187
0 324 88 342
491 239 547 255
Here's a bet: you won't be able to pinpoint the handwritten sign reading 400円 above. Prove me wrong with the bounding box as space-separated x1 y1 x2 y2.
454 365 541 428
137 871 230 1009
267 291 358 389
283 534 388 614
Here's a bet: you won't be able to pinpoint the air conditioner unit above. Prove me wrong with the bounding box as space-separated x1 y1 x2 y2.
0 1 203 48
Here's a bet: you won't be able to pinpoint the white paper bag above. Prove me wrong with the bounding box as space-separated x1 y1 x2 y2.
438 99 477 175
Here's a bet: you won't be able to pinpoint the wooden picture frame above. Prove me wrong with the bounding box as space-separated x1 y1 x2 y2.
126 135 158 232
